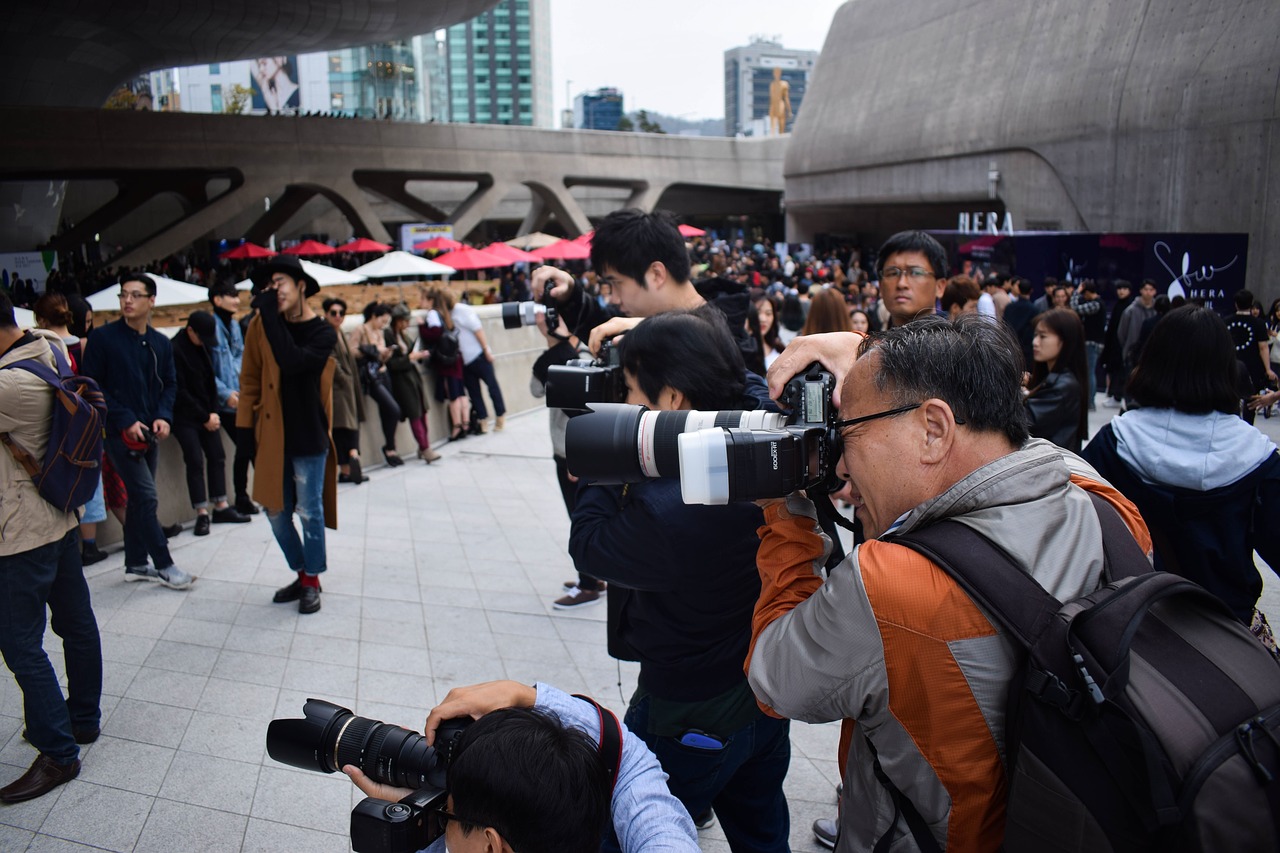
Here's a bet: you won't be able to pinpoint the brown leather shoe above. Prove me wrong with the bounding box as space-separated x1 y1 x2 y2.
0 754 80 803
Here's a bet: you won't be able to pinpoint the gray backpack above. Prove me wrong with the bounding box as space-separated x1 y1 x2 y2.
895 492 1280 852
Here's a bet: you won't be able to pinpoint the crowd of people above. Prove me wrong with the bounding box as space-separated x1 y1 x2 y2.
2 210 1279 853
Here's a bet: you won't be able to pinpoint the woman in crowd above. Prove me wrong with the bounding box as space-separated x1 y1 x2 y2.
385 304 440 463
1084 304 1280 638
322 297 365 484
349 302 403 467
849 309 871 335
1022 307 1089 452
799 287 853 336
419 287 471 441
33 293 81 367
755 294 785 369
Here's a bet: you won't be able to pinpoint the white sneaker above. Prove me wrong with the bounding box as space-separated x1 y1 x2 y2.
1102 397 1123 409
155 566 195 590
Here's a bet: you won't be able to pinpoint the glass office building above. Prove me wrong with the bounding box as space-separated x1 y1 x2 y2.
443 0 551 127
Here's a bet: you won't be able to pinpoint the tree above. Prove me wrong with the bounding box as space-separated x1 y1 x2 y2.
616 114 635 132
635 110 666 134
103 86 138 110
224 84 254 115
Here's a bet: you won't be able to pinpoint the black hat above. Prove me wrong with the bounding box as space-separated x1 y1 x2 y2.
187 310 218 346
249 256 319 297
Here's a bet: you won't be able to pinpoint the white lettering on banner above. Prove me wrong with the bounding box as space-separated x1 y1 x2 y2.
957 212 1014 235
1153 241 1238 301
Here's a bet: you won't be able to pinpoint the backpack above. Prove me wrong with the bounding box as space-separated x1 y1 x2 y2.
0 344 107 513
894 492 1280 853
430 326 461 368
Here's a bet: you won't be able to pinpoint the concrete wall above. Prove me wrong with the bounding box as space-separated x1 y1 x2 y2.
785 0 1280 301
94 303 545 546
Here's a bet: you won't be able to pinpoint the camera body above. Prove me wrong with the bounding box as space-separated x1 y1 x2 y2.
545 340 624 411
267 699 470 853
564 362 843 504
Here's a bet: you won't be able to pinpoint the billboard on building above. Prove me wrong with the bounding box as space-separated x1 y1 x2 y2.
250 56 301 113
0 251 58 297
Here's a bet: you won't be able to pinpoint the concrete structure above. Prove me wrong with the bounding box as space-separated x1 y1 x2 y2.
784 0 1280 299
724 39 818 137
0 107 785 263
574 88 625 131
443 0 552 127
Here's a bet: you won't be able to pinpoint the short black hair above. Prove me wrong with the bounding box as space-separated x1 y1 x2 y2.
322 297 348 314
619 306 745 410
1127 304 1239 414
0 290 16 329
363 301 390 321
876 231 948 280
120 272 157 297
1234 289 1255 311
447 707 609 853
1140 278 1158 290
589 209 691 285
1114 279 1132 293
859 314 1029 446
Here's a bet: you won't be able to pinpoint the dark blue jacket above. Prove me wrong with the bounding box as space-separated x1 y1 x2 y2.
569 478 764 702
81 319 177 433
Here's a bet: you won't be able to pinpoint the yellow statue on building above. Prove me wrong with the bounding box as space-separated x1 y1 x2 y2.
768 68 792 135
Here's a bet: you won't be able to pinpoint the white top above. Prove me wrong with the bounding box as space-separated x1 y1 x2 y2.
452 302 484 364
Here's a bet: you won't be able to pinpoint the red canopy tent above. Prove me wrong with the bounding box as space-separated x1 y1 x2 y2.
678 224 706 237
432 247 511 270
415 236 464 252
572 232 594 245
482 242 540 264
335 237 392 253
219 242 275 260
531 240 591 261
282 239 336 256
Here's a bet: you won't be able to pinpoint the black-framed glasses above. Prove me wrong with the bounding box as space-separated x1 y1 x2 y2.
328 308 345 317
833 403 965 433
880 266 936 283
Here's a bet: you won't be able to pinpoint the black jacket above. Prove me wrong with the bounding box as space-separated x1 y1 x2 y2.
172 331 219 426
1024 370 1084 452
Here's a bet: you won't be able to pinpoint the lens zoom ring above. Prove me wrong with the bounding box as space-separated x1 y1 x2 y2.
334 717 378 772
651 414 686 477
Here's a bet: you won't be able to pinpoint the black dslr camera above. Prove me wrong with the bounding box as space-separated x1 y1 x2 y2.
565 362 842 504
544 340 624 411
267 699 470 853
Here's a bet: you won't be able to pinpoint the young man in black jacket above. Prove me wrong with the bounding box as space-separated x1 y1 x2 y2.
171 310 250 536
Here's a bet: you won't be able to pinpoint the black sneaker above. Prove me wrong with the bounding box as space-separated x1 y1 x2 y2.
211 507 250 524
81 543 108 566
348 457 364 483
162 523 183 539
692 809 715 830
194 514 210 536
234 497 260 515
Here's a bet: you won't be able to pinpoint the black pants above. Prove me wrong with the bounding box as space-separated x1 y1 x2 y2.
333 427 360 462
224 415 253 503
365 374 401 450
463 356 506 419
555 454 600 592
173 422 227 509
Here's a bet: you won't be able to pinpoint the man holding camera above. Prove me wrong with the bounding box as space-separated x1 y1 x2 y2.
82 272 194 590
342 679 698 853
747 317 1151 851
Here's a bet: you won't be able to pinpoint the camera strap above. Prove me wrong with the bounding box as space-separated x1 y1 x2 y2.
572 694 624 795
813 491 859 535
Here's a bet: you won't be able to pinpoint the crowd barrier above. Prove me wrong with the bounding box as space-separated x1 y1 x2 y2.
93 304 547 546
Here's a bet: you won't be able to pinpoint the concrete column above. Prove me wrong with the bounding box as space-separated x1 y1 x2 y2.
450 177 512 241
523 181 592 237
516 192 551 235
625 181 669 212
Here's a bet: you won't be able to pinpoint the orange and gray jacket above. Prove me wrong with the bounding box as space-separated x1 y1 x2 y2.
746 439 1151 852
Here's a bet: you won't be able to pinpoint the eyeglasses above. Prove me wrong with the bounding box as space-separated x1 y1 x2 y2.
118 290 152 302
434 808 478 836
834 403 965 435
328 309 345 317
880 267 936 284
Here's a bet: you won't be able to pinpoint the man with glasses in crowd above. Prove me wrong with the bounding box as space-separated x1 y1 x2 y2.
876 230 948 329
81 273 195 590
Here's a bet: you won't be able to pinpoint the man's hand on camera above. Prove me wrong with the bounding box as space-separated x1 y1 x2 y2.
589 316 642 355
767 331 863 409
125 421 147 443
531 266 575 303
424 681 537 745
343 765 415 803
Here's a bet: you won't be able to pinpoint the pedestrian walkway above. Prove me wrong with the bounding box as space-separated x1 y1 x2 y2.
0 409 842 853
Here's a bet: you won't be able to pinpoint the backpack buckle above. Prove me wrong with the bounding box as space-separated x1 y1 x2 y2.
1025 668 1086 717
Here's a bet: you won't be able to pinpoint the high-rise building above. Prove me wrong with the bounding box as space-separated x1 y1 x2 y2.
443 0 552 127
723 38 818 137
574 88 624 131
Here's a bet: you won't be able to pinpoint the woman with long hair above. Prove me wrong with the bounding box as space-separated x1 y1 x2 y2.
385 304 440 463
799 287 853 336
348 302 404 466
419 286 472 440
755 294 785 368
1083 304 1280 639
1022 307 1089 452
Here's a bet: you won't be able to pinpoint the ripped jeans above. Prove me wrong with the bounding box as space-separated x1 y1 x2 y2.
266 451 329 575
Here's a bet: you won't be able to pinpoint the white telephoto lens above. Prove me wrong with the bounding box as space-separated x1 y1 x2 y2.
677 429 731 505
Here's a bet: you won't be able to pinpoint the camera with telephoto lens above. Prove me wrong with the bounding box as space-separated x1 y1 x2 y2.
564 362 841 504
544 340 624 411
267 699 470 853
501 285 560 332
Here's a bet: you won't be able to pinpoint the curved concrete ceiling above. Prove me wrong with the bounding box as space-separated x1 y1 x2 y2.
1 0 500 108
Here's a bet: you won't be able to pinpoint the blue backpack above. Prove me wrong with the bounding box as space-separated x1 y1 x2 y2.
1 343 107 513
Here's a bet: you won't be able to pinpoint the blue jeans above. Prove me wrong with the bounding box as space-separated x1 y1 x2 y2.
0 530 102 763
1085 341 1103 408
462 356 506 419
608 693 791 853
267 452 329 575
104 435 174 571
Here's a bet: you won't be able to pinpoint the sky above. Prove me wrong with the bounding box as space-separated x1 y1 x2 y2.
548 0 850 123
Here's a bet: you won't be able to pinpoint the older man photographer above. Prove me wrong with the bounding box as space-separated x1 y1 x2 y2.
748 317 1151 851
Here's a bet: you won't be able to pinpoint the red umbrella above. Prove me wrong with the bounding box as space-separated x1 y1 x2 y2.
219 242 275 260
531 239 592 261
335 237 392 253
572 231 594 245
415 236 464 252
678 224 706 237
482 242 540 264
432 247 512 270
283 239 336 256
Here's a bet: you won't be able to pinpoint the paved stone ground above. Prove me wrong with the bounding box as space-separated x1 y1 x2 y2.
2 400 1278 852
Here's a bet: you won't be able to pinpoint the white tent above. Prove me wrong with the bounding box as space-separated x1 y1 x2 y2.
86 276 211 311
350 251 455 281
234 259 368 291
